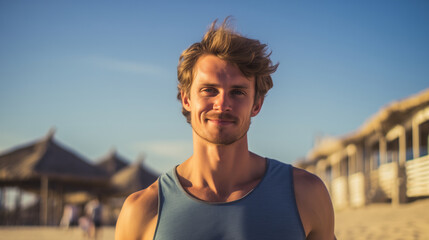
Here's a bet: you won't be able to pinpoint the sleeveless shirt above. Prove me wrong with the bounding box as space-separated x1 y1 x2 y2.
153 158 306 240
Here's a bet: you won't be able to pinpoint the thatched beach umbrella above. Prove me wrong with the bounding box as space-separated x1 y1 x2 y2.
95 148 129 177
0 129 108 225
110 156 158 197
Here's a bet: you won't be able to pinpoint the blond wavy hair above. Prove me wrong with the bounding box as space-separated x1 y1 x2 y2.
177 17 279 123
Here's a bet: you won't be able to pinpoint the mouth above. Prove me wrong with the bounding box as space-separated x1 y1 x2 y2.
205 112 237 125
207 119 235 125
206 113 236 125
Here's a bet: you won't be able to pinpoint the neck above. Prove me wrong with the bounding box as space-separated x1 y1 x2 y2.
177 132 265 199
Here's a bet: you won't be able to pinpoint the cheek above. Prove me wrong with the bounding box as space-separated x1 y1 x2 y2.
191 100 211 119
194 98 212 110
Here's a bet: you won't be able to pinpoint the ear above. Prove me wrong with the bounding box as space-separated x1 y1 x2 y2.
181 90 192 112
251 97 264 117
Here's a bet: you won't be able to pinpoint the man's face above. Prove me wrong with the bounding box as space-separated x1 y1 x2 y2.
182 55 262 145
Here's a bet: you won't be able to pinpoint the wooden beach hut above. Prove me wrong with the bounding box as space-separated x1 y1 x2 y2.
295 88 429 209
0 130 108 225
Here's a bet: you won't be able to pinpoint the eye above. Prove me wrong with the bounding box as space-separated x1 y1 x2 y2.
231 89 246 96
201 88 218 96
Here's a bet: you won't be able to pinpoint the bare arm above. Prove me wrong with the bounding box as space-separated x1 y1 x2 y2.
293 167 336 240
115 181 159 240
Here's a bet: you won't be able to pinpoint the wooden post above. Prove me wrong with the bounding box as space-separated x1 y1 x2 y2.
356 144 363 173
40 176 49 226
379 136 387 165
333 161 340 179
413 120 420 159
398 126 407 204
347 145 356 175
399 127 406 166
15 188 22 225
388 126 408 205
57 184 64 226
0 187 4 214
392 158 407 205
1 188 7 225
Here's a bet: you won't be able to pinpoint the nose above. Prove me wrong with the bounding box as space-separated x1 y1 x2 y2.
213 92 231 112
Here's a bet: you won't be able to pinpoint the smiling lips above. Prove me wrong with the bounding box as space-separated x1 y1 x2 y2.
205 113 237 125
208 119 234 125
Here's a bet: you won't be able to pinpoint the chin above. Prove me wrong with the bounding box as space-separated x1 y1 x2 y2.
208 132 248 146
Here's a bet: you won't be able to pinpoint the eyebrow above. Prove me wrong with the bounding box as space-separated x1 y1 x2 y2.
199 83 250 89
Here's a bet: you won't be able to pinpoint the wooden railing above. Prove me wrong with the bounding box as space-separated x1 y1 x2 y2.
332 176 348 210
378 162 397 198
406 154 429 197
348 172 366 207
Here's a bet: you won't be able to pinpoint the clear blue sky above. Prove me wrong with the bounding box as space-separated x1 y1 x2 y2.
1 1 428 173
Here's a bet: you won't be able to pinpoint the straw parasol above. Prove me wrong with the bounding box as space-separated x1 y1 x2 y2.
110 155 158 196
0 129 108 185
0 129 109 225
95 148 129 176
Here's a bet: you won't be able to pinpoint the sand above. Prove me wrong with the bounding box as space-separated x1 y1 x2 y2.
1 198 428 240
0 226 115 240
335 198 429 240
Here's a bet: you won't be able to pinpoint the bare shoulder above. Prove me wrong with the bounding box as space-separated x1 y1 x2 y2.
115 181 159 240
292 167 336 240
292 167 327 195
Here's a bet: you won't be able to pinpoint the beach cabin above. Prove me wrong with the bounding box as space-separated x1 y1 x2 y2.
295 89 429 209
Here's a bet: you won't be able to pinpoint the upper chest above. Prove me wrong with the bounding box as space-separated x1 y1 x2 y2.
182 179 261 203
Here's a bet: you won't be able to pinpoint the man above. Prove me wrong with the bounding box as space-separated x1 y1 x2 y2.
115 18 336 240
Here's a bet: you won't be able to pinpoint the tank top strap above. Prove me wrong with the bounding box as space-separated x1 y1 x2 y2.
258 158 294 190
157 167 185 215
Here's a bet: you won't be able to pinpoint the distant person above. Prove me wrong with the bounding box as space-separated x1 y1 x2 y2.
85 199 102 240
60 204 78 229
79 215 92 238
116 17 336 240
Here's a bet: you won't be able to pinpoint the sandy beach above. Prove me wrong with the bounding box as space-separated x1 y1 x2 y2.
1 198 428 240
0 226 115 240
335 198 429 240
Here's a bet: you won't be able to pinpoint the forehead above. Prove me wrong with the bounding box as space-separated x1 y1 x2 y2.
193 55 254 86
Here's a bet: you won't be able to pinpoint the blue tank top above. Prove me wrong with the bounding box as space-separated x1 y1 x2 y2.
154 158 306 240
